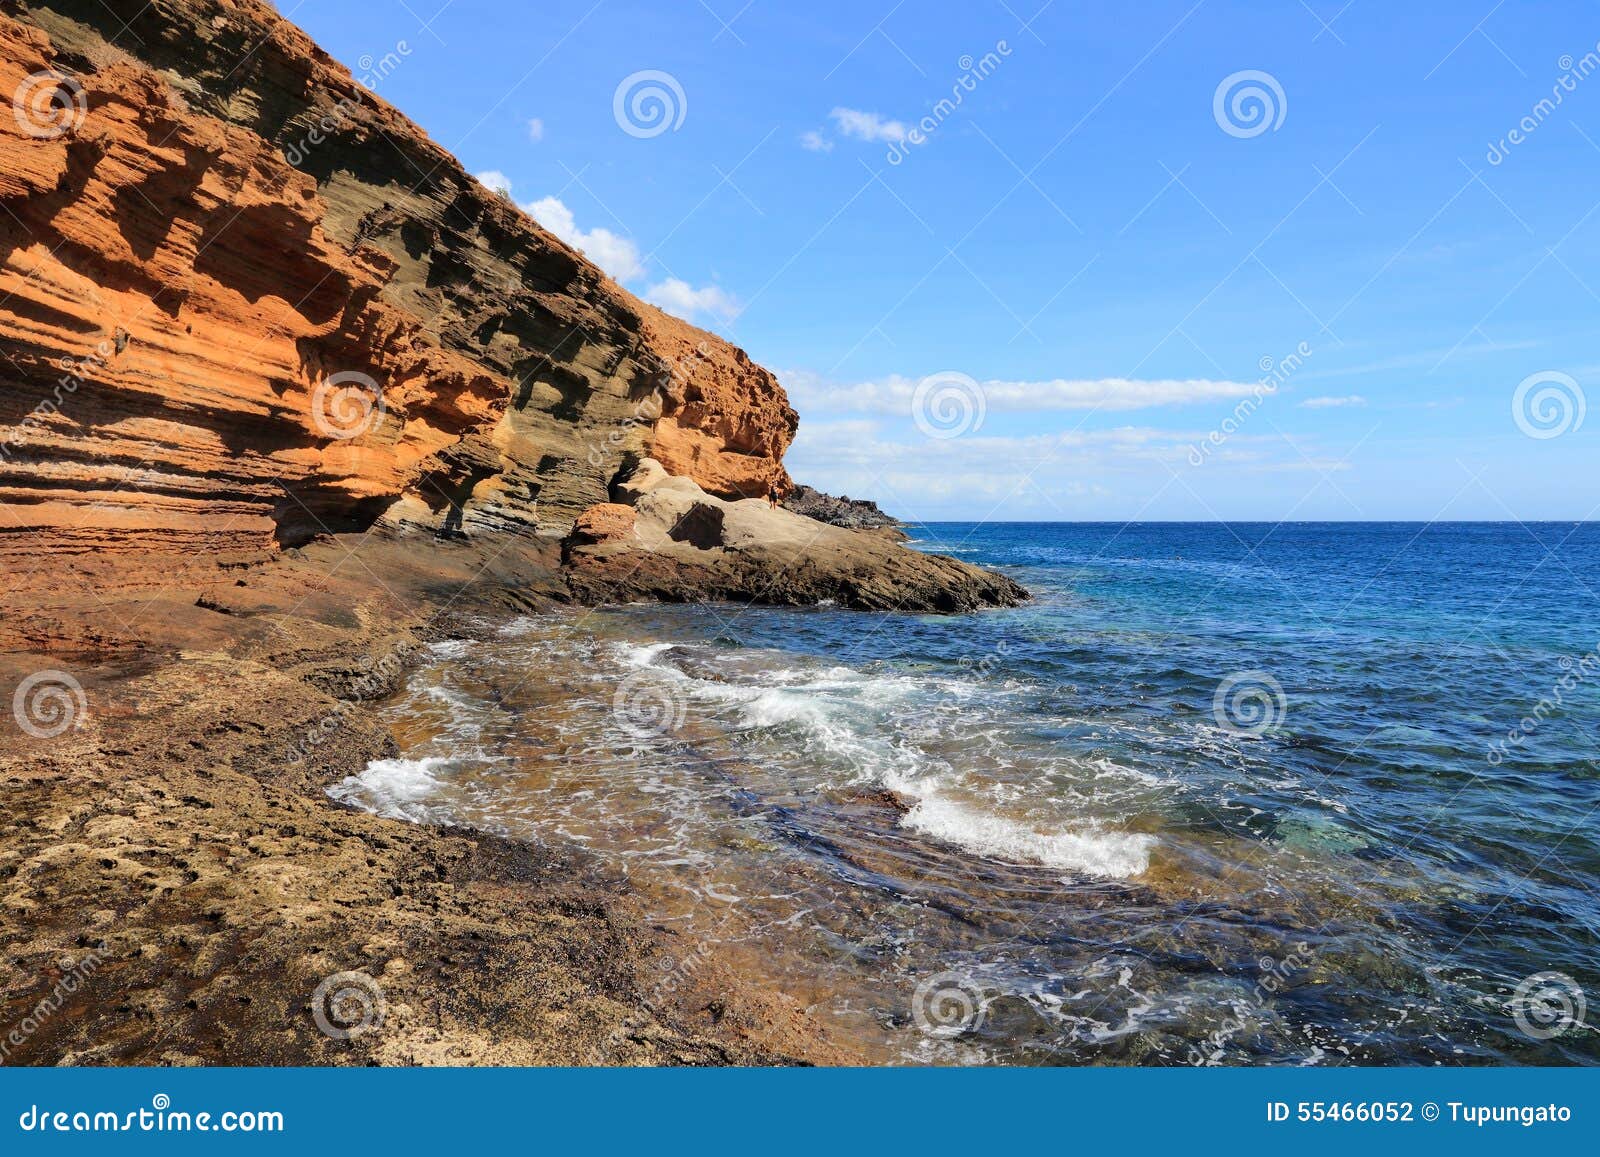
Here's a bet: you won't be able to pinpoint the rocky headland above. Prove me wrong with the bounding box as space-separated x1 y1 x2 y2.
0 0 1025 1065
780 484 902 531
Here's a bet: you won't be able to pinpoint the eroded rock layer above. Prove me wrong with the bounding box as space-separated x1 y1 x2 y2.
1 0 796 590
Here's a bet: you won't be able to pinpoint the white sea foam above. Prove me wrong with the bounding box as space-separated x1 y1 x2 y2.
614 641 679 668
901 794 1155 878
329 755 452 821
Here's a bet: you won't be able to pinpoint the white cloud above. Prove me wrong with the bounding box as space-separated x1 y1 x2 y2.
645 278 741 324
475 169 514 197
471 175 734 315
523 194 646 282
526 117 545 142
1300 395 1367 408
782 370 1264 416
829 107 907 143
799 129 834 152
782 416 1347 519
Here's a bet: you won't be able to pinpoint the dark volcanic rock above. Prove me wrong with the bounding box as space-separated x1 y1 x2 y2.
782 484 902 530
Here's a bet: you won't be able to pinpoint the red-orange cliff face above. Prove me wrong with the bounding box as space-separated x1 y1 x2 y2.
0 0 795 590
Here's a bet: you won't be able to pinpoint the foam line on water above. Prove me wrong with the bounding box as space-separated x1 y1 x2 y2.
901 793 1155 878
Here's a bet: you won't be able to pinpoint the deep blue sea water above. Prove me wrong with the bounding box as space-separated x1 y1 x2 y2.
337 522 1600 1065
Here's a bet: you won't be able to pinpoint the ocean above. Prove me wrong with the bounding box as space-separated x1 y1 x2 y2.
331 522 1600 1065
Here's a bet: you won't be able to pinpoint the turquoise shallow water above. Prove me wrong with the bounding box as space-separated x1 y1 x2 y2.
337 522 1600 1064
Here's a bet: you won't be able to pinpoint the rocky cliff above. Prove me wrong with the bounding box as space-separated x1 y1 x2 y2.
1 0 796 588
0 0 1032 625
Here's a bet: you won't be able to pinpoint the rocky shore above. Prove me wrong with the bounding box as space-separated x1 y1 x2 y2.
0 0 1025 1065
781 485 903 531
0 535 875 1065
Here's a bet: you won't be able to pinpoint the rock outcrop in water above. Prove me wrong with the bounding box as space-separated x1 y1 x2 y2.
781 484 902 530
566 461 1026 612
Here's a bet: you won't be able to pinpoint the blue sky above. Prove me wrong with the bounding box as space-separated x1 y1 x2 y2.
293 0 1599 521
